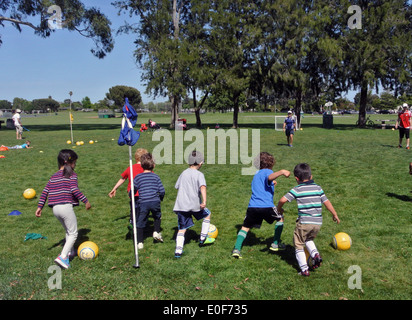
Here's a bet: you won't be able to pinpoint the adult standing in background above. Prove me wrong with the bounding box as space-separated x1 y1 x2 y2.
12 109 23 140
283 110 296 147
395 103 411 150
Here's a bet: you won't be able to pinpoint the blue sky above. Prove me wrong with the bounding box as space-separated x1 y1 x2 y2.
0 1 357 105
0 1 160 104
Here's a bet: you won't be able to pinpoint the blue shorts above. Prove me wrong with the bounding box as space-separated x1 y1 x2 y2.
285 128 294 136
174 208 211 230
136 200 162 228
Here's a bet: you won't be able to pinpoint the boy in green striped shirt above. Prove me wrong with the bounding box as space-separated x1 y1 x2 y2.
277 163 340 276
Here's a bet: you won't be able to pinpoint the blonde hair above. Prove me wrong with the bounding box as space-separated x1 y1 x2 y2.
135 148 148 163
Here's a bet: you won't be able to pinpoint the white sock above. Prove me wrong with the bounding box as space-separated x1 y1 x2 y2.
296 249 308 272
200 218 210 241
175 231 185 254
305 240 319 258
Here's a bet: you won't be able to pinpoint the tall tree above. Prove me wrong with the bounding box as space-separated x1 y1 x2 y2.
208 0 260 128
114 0 188 128
0 0 114 58
339 0 411 127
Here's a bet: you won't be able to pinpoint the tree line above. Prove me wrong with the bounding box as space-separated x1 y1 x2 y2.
1 0 411 127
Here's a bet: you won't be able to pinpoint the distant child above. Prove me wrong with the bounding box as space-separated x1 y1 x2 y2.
232 152 290 259
132 153 165 249
277 163 340 276
108 148 148 224
35 149 91 269
173 151 214 258
2 140 32 149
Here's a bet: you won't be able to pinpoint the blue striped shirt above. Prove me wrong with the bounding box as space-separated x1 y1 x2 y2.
133 172 165 203
284 180 328 225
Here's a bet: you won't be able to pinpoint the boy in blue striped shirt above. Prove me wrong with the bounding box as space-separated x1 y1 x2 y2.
277 163 340 276
133 153 165 249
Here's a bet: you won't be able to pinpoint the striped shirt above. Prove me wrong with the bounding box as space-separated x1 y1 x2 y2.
284 180 328 225
133 172 165 204
38 170 88 209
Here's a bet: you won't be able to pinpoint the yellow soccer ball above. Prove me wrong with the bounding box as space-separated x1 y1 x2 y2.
78 241 99 260
208 224 218 239
89 140 94 144
332 232 352 250
67 140 72 144
23 188 36 199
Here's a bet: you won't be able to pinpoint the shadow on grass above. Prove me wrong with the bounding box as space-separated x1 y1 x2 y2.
386 192 412 202
20 122 360 132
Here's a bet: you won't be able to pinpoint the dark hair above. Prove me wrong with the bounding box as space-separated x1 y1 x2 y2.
58 149 78 178
294 163 312 181
140 153 155 171
254 152 275 170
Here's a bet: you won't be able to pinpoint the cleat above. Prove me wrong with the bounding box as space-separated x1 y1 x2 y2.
231 249 242 259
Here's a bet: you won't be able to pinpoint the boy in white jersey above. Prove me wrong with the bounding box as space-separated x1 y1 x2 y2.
277 163 340 276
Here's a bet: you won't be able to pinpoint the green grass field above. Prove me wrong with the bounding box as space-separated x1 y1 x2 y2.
0 111 411 301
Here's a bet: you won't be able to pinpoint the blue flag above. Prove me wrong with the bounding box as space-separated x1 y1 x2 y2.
123 97 138 127
118 98 140 147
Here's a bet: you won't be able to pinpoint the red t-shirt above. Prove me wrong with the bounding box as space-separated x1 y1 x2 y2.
121 163 144 196
398 110 412 128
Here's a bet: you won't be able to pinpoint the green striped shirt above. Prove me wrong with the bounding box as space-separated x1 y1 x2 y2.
284 180 328 225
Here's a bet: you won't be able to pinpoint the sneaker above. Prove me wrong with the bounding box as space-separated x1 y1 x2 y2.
137 242 144 250
199 237 215 247
231 248 242 259
407 146 410 150
298 269 310 277
54 255 70 269
269 242 286 252
398 145 402 148
312 253 323 269
153 231 164 243
174 252 182 258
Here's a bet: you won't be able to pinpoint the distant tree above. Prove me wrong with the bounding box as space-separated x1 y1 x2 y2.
13 97 33 112
81 96 92 109
32 98 60 112
0 99 12 109
0 0 114 58
105 85 142 109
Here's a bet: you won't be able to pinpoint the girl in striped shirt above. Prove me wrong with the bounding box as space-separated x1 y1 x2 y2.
35 149 91 269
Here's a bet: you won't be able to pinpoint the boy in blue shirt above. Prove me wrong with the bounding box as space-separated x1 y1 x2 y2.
232 152 290 258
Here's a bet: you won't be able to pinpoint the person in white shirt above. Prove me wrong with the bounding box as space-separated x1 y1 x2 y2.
12 109 23 140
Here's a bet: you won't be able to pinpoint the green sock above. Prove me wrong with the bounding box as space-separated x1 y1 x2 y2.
273 222 284 244
234 230 248 251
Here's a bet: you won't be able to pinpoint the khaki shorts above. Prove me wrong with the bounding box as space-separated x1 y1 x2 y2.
293 221 321 250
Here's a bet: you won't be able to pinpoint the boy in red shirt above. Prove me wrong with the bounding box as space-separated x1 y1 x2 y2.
396 103 412 149
108 148 148 224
